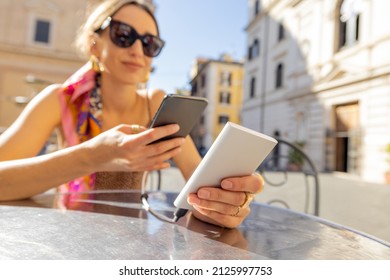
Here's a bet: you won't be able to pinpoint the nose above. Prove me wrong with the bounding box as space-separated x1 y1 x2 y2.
128 39 144 57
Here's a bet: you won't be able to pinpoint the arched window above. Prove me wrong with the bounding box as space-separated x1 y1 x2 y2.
337 0 361 50
250 77 256 98
275 63 284 89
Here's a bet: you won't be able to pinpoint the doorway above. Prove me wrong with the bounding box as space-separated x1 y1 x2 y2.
334 102 360 173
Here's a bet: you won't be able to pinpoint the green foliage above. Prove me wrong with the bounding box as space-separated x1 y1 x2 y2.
288 141 306 166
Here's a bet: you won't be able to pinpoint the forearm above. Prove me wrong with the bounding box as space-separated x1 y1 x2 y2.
0 144 93 201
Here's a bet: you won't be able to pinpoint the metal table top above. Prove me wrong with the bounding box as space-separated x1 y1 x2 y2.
1 190 389 260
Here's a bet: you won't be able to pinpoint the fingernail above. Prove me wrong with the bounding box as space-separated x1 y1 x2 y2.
197 189 210 199
173 124 180 131
187 196 200 205
221 180 233 189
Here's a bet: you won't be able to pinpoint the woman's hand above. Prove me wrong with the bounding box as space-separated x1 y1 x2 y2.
82 124 185 173
187 173 264 228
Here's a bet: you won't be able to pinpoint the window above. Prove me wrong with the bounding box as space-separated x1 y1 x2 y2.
34 19 51 44
275 63 284 89
252 39 260 57
248 45 253 60
219 91 231 104
248 39 260 61
220 71 232 86
250 77 256 98
254 0 260 16
338 0 361 50
191 81 197 94
218 115 229 125
278 22 285 41
201 75 206 88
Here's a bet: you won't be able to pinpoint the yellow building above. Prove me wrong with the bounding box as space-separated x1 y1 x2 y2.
190 55 244 151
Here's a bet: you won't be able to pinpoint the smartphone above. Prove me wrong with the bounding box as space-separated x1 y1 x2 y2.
149 94 208 142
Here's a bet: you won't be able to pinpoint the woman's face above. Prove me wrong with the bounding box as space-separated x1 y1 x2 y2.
93 4 159 85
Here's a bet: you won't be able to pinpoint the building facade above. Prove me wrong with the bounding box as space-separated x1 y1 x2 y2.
0 0 100 131
242 0 390 183
190 55 244 150
0 0 158 132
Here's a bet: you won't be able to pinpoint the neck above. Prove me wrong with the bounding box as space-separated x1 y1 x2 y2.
99 74 139 115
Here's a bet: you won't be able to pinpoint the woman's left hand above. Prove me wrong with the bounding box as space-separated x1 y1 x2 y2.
187 173 264 228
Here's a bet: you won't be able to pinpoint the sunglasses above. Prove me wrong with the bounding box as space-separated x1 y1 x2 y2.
96 17 165 57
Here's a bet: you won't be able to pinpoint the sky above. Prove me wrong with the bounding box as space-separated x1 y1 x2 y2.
148 0 248 93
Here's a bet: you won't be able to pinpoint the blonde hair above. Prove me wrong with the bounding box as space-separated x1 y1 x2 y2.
74 0 158 59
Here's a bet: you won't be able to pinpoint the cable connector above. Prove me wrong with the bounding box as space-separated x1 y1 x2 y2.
173 208 188 222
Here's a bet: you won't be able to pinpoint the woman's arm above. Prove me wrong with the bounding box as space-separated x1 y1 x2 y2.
0 84 62 161
0 87 185 201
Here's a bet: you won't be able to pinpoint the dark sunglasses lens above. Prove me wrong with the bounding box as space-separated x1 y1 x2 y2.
142 36 164 57
110 22 136 48
109 20 164 57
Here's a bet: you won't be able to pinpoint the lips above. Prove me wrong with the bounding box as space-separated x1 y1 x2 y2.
122 61 144 71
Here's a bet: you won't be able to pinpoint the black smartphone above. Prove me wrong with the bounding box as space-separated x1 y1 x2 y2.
149 94 208 142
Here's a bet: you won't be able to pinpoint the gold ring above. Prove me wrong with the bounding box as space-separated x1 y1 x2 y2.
130 124 141 134
240 192 253 208
231 206 240 217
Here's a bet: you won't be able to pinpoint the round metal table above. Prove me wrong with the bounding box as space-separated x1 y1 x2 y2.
0 190 389 259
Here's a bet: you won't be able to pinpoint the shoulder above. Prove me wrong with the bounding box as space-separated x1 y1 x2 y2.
148 88 166 105
27 84 62 108
139 88 167 115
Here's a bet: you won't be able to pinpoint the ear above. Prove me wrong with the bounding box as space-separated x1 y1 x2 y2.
89 33 101 58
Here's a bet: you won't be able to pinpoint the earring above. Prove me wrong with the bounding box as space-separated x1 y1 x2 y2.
143 71 150 83
90 55 104 73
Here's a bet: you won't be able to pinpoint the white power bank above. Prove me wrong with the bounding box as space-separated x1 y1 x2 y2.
173 122 278 210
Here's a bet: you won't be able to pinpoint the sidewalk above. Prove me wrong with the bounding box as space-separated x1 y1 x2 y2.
317 172 390 243
156 167 390 243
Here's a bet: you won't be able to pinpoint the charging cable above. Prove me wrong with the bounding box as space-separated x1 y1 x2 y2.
140 171 188 223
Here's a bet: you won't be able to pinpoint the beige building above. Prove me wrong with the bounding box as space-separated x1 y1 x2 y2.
190 55 244 151
0 0 157 132
242 0 390 183
0 0 99 131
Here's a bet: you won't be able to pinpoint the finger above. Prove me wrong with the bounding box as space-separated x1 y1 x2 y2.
141 137 185 158
188 190 252 214
138 124 180 145
220 173 264 194
191 187 250 208
128 145 183 171
144 145 183 165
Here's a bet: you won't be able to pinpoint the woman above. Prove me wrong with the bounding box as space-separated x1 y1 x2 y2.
0 0 263 228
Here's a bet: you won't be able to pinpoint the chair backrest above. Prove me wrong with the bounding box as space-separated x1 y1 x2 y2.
257 138 320 216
